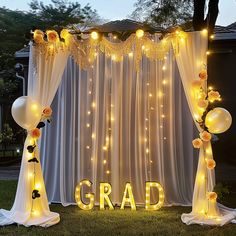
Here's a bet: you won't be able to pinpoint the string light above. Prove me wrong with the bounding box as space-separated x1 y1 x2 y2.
111 54 117 61
91 31 98 40
35 183 41 190
136 29 144 38
92 102 96 108
202 29 208 36
162 80 167 85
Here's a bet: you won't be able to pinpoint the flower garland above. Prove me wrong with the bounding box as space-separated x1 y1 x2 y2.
191 69 221 209
26 106 52 211
32 29 187 70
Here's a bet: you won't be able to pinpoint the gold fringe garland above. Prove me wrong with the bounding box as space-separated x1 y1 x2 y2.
32 30 187 71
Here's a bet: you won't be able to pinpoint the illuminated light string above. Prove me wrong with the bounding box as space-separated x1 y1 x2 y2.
33 28 190 72
26 106 53 216
86 56 111 177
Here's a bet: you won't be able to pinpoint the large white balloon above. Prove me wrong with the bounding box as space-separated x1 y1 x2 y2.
205 107 232 134
11 96 42 130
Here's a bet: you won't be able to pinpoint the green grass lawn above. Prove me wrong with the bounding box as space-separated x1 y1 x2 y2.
0 180 236 235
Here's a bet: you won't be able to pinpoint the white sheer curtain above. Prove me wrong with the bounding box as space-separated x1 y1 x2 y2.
40 41 197 206
176 31 236 225
0 43 69 227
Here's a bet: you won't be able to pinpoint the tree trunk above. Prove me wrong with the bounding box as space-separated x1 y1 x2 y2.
193 0 205 30
205 0 219 34
193 0 219 34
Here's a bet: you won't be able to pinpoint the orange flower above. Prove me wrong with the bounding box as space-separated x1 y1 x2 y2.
200 131 212 142
192 138 203 148
33 30 44 44
199 70 207 81
42 107 52 117
192 80 202 90
207 159 216 170
208 90 221 102
30 128 41 139
197 99 209 109
46 30 59 43
207 192 217 201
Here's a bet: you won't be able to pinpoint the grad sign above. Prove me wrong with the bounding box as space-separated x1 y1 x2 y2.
75 180 164 210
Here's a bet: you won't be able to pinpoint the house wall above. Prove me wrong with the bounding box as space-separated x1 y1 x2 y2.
208 39 236 165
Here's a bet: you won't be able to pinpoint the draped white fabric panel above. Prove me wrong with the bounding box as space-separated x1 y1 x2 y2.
40 46 197 206
0 43 69 227
177 32 236 225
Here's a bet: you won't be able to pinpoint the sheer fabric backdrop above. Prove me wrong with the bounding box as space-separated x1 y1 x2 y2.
1 32 235 228
40 40 197 206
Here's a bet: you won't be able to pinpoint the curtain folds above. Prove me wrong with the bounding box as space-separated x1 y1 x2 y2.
176 32 236 225
40 44 197 206
0 43 69 227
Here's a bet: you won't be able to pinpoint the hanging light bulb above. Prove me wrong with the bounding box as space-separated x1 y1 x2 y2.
91 31 99 40
136 29 144 38
202 29 208 36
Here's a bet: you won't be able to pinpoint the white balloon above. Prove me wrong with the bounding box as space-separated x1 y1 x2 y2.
11 96 42 130
205 107 232 134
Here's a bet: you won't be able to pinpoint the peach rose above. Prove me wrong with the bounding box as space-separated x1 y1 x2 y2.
207 191 217 201
46 30 59 43
192 80 202 90
197 99 209 109
42 107 52 117
199 70 207 81
200 131 212 142
208 90 221 102
33 30 44 44
192 138 203 148
30 128 41 139
207 159 216 170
